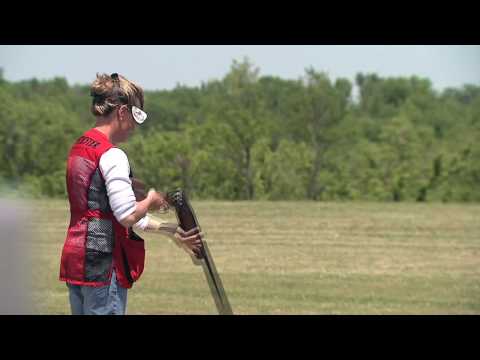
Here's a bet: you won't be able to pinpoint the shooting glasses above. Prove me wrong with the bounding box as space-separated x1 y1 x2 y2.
130 105 147 124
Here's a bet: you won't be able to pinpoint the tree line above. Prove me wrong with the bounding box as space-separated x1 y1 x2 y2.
0 59 479 201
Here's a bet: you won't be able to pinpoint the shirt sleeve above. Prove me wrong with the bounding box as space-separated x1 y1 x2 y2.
99 148 137 223
133 215 150 231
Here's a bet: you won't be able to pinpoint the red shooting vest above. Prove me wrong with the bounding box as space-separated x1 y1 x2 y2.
59 128 145 289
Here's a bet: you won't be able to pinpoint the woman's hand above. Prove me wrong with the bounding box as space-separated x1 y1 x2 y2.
174 226 204 257
142 217 204 257
147 188 170 212
132 178 169 212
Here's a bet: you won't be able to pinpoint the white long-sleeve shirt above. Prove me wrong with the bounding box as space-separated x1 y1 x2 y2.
99 148 149 230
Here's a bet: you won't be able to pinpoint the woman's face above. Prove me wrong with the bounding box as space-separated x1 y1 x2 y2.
112 105 137 144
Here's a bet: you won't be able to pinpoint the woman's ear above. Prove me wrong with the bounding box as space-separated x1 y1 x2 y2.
117 105 128 121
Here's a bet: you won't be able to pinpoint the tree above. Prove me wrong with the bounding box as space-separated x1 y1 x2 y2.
289 69 352 200
197 58 272 200
252 138 313 200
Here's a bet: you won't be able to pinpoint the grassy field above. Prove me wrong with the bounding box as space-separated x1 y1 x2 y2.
26 199 480 314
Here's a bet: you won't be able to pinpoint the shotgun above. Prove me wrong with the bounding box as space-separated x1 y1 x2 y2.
166 189 233 315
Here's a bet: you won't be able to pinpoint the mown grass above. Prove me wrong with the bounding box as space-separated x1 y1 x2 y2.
27 199 480 314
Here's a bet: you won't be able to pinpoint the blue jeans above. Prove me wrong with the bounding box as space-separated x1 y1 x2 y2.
67 269 128 315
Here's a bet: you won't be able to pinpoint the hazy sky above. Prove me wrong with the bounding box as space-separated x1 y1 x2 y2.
1 45 479 92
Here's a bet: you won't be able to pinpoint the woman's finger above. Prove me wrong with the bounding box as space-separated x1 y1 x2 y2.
184 227 201 236
182 234 203 244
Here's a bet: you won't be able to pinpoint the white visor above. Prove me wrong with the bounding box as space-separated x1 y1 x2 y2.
131 106 147 124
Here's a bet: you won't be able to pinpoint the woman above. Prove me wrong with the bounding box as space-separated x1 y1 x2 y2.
59 73 202 315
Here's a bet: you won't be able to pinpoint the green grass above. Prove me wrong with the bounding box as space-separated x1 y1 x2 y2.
26 199 480 314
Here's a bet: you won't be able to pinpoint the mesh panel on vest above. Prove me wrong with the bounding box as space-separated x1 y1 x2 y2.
84 218 114 282
86 218 114 253
88 168 111 212
85 249 112 283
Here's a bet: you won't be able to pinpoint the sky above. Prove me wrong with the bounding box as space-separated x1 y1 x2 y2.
0 45 479 93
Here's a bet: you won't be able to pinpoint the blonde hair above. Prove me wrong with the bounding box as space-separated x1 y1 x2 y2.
90 73 144 117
